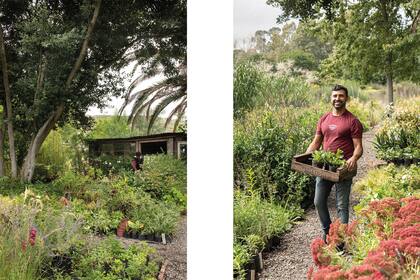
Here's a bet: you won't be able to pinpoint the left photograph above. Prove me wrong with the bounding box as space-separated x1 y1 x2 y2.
0 0 186 279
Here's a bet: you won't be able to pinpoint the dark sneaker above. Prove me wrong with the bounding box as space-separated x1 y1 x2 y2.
336 242 345 252
322 233 328 244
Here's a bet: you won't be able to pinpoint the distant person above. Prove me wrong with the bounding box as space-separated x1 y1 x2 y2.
131 152 144 171
306 84 363 245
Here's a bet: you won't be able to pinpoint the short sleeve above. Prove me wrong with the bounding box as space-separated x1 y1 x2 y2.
316 117 323 136
351 119 363 138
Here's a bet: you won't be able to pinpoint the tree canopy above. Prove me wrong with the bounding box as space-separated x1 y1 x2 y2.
0 0 186 181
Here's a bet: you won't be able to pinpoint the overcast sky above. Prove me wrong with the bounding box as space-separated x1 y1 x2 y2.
234 0 282 41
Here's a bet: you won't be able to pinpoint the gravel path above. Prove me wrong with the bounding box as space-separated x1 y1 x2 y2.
117 215 187 280
259 128 385 280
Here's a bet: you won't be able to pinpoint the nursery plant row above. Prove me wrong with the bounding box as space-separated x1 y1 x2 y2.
0 154 187 279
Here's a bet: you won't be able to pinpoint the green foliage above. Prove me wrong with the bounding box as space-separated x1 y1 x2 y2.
87 115 169 139
233 242 252 280
234 107 318 204
312 149 345 167
354 164 420 211
234 61 264 118
73 237 159 280
0 196 45 280
373 97 420 161
281 49 318 71
318 0 420 85
130 154 187 211
234 189 295 243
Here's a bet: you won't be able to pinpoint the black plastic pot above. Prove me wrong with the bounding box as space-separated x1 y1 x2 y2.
404 159 413 166
328 165 338 172
312 161 323 168
323 163 329 170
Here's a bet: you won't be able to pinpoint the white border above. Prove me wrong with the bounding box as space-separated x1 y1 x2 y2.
188 0 233 279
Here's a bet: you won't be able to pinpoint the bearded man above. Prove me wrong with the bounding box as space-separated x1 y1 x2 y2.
306 84 363 244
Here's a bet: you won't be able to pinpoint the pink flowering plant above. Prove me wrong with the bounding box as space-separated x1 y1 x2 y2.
308 196 420 279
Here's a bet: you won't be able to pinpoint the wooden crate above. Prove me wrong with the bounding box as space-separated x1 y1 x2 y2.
291 153 357 182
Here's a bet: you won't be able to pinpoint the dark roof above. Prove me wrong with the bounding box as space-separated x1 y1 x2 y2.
86 132 186 143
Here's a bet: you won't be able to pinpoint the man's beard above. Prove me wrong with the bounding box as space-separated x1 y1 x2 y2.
333 100 346 109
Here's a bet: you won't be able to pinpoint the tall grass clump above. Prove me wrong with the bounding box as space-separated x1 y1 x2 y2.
234 61 264 118
0 196 45 279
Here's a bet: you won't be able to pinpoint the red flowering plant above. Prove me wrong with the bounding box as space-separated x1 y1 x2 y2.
361 198 401 240
308 196 420 280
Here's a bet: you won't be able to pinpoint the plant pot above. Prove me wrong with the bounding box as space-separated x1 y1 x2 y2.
312 161 323 168
328 165 338 172
116 219 129 237
154 233 163 242
245 267 257 280
254 252 263 272
404 159 412 166
323 163 329 170
271 236 281 247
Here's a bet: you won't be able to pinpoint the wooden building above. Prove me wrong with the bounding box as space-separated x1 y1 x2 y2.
87 132 187 159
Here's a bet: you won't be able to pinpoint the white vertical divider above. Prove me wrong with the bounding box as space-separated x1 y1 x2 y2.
188 0 233 279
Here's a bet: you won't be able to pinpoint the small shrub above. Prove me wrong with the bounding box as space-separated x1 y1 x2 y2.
73 237 159 279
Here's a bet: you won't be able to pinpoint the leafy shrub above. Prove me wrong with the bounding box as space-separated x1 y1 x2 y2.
234 107 318 205
374 98 420 161
281 49 318 71
128 193 180 235
234 189 296 243
233 242 252 280
130 154 187 211
72 237 159 280
354 164 420 211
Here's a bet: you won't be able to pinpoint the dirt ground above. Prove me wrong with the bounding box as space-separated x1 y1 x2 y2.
259 128 385 280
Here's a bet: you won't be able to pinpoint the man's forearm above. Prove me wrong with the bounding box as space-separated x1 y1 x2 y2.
352 145 363 161
306 142 321 153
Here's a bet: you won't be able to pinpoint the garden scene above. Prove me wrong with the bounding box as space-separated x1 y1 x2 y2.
0 0 186 279
234 0 419 279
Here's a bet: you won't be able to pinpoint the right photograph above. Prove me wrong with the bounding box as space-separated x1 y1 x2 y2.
233 1 420 279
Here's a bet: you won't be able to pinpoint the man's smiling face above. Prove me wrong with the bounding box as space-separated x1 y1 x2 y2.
331 90 348 109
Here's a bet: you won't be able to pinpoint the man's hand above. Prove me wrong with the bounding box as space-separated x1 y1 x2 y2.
346 138 363 172
346 156 358 171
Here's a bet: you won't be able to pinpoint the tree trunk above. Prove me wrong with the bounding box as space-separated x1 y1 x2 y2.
0 116 5 177
0 26 18 178
20 0 101 182
20 105 64 182
386 73 393 105
386 53 393 104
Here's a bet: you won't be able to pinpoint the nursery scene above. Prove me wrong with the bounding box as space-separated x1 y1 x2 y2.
0 0 186 279
234 0 419 279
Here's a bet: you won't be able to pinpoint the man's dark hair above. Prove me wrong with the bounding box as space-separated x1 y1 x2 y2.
332 84 348 97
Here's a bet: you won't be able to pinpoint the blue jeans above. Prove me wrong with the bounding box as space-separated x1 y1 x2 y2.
314 177 352 235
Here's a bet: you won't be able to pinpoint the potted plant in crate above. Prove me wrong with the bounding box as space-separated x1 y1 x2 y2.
312 150 324 168
326 149 345 172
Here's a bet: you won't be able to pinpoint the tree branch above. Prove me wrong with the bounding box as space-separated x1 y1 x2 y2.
65 0 102 88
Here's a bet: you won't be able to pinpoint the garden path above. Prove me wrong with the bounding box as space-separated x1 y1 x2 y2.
117 215 187 280
259 127 385 280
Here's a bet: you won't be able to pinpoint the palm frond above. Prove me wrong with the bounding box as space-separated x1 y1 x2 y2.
172 102 187 132
165 95 187 128
147 88 186 134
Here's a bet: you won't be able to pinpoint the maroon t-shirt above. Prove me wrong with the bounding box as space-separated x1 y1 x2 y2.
316 110 363 159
